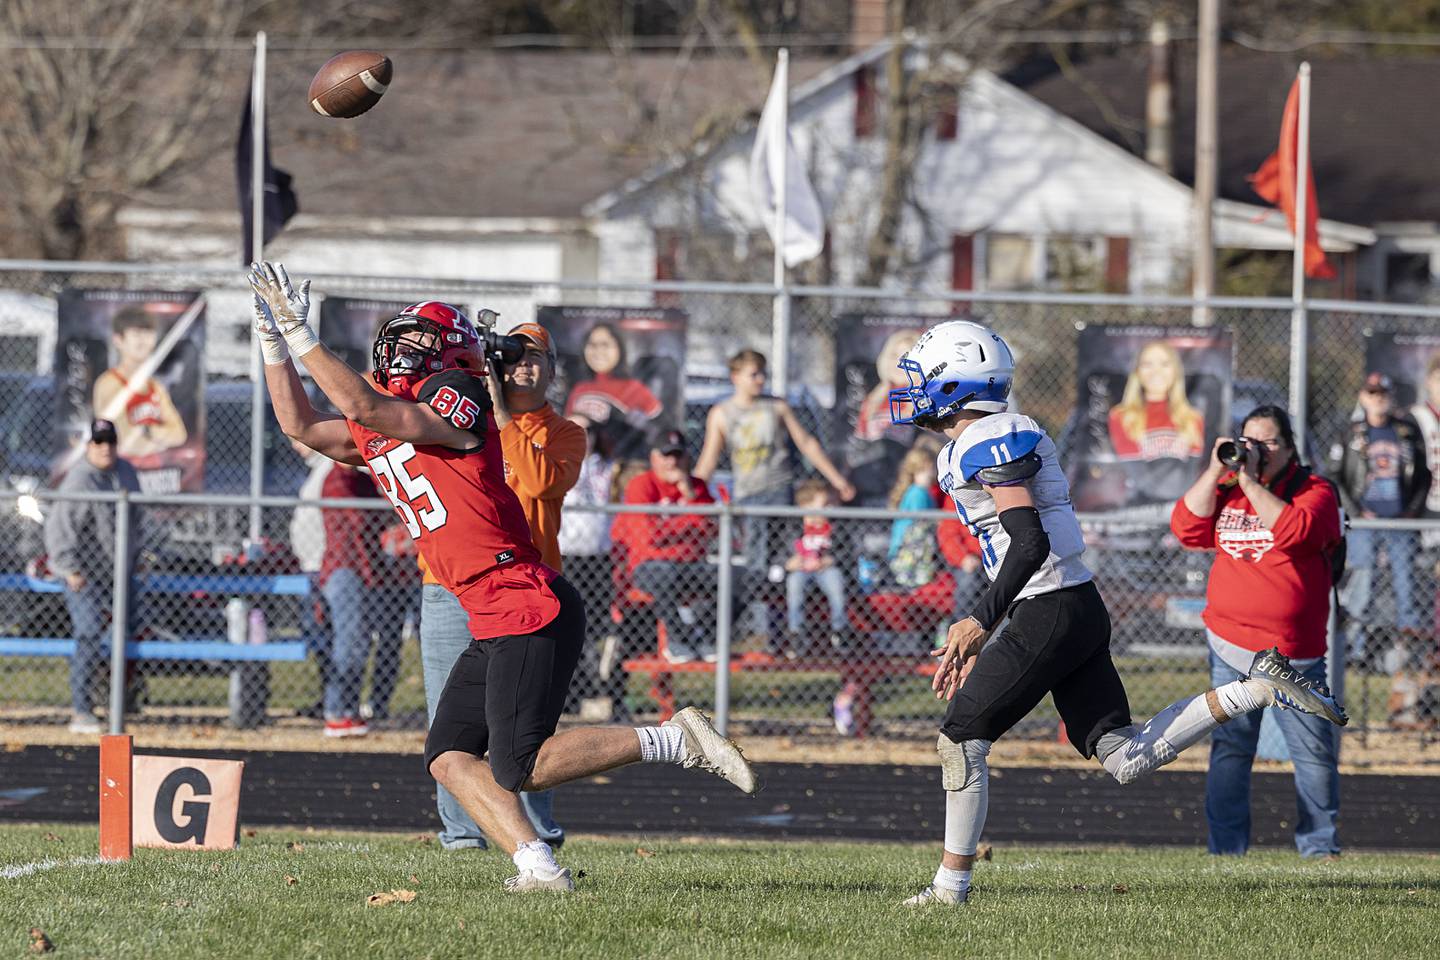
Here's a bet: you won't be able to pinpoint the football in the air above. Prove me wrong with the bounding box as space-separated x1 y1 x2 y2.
307 51 392 118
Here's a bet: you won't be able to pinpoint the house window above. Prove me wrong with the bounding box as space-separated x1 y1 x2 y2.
985 234 1036 291
1044 236 1104 291
854 67 876 139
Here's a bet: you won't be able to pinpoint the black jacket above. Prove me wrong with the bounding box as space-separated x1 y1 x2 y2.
1329 415 1431 519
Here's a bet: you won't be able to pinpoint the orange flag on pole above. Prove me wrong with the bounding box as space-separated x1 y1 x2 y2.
1249 76 1334 280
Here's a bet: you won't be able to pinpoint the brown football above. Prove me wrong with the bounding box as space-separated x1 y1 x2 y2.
308 51 392 119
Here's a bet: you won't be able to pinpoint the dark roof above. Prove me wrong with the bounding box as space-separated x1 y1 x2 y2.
143 50 838 220
1020 51 1440 226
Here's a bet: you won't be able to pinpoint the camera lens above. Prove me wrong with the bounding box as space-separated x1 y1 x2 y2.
1217 440 1242 468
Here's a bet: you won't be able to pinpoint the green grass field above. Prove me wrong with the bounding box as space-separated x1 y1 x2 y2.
3 824 1438 959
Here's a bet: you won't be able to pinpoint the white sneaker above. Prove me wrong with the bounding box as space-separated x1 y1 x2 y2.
663 706 758 795
68 714 101 735
901 883 969 906
503 866 574 893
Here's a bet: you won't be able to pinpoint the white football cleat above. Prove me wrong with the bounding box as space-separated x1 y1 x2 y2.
901 884 969 907
503 866 574 893
664 706 758 795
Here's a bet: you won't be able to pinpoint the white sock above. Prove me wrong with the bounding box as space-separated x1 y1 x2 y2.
934 865 971 892
1215 678 1273 717
512 840 558 875
635 725 686 763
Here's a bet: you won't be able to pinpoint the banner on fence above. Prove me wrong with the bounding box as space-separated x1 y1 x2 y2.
1067 325 1233 513
833 313 944 506
318 296 413 375
56 290 206 493
536 305 686 463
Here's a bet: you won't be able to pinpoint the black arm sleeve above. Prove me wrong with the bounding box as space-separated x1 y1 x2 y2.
968 506 1051 630
975 451 1042 487
415 370 493 445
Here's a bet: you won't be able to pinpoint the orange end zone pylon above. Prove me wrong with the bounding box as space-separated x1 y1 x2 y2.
99 734 133 861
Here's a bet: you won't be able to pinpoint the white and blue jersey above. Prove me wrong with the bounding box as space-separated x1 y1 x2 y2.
937 413 1091 600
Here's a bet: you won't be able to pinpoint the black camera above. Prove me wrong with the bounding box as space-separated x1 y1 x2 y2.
474 309 526 369
1217 438 1267 473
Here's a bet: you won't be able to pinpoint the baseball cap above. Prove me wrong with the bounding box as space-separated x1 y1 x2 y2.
649 429 687 456
1363 372 1394 394
89 418 118 444
507 322 555 362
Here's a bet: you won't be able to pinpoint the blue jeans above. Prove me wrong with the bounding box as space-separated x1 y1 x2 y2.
1342 528 1421 638
785 566 846 632
64 583 111 715
736 490 789 636
419 583 562 850
321 570 369 720
1205 652 1341 858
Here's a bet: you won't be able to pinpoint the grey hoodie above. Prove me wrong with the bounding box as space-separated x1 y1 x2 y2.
43 456 143 584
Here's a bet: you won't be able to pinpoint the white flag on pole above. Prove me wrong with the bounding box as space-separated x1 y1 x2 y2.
750 52 824 268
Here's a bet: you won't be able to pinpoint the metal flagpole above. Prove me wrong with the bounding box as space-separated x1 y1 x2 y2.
1289 62 1311 461
769 48 792 396
247 31 267 549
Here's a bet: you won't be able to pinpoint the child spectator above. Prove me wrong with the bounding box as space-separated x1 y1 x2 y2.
783 479 847 658
887 446 940 588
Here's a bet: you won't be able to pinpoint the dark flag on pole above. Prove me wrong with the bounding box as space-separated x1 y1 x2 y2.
236 91 298 265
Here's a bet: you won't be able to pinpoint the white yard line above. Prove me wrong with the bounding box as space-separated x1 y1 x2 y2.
0 856 105 880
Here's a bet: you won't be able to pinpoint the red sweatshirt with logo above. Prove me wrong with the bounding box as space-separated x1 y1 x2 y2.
1169 465 1341 659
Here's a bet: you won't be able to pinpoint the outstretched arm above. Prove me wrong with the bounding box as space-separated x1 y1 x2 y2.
249 261 477 451
779 402 855 500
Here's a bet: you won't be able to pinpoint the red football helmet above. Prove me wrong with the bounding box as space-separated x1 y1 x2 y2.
372 301 484 394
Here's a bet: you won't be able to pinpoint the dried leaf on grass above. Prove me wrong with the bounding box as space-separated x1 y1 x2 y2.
977 844 993 861
1112 883 1129 894
285 842 305 853
41 832 60 843
411 834 433 845
635 847 655 858
366 889 417 908
243 829 257 838
28 928 53 953
409 874 420 884
284 875 298 886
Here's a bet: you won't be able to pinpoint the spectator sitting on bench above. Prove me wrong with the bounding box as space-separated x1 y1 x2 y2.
43 418 143 735
613 429 718 665
782 479 847 659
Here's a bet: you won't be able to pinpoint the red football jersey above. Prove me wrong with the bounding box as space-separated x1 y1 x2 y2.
346 369 559 639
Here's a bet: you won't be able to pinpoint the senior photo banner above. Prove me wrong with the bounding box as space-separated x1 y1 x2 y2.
318 296 414 375
55 289 207 494
832 313 948 507
1067 325 1233 514
535 305 687 464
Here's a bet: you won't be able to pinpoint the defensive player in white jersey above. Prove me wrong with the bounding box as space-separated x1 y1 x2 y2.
889 320 1348 907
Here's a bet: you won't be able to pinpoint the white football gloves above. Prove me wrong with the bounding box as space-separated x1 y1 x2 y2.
248 260 318 360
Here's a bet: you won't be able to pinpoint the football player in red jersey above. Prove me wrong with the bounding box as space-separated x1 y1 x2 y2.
248 261 756 892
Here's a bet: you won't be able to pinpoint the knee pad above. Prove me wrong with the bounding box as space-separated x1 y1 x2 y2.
937 734 991 792
1096 724 1176 785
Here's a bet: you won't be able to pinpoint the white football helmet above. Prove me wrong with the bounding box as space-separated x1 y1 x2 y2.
889 320 1014 423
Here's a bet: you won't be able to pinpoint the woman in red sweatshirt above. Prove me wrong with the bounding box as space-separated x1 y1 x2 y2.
1170 405 1343 860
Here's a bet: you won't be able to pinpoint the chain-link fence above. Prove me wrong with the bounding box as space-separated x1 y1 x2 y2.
1 264 1439 756
2 490 1435 757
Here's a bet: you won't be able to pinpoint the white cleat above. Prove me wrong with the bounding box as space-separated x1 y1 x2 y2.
901 884 969 907
664 705 758 795
503 866 574 893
